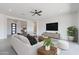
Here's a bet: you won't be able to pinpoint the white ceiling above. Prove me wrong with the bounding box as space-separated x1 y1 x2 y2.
0 3 79 20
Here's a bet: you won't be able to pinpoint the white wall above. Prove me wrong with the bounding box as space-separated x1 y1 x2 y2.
7 19 27 35
5 11 79 41
7 19 16 35
7 16 35 36
0 14 7 39
27 20 34 34
37 12 78 40
77 12 79 43
6 12 78 40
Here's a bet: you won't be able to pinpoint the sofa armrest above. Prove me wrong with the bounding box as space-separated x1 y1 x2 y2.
32 41 44 48
31 41 44 54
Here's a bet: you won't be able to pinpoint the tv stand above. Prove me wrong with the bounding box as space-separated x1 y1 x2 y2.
42 32 60 39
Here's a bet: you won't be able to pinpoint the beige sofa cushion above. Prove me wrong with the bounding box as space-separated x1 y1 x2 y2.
13 34 31 45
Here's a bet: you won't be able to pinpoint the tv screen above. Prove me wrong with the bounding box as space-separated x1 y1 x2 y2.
46 22 58 31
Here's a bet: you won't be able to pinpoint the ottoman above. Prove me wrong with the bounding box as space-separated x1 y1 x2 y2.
57 40 69 50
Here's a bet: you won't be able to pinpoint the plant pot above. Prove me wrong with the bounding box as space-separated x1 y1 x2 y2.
68 36 74 41
45 46 50 51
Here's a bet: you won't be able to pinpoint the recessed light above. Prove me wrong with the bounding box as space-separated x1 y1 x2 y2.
9 8 12 12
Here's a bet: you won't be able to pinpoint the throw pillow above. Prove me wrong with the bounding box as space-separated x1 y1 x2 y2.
27 34 37 45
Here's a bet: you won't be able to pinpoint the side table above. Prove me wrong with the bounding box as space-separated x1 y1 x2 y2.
37 46 57 55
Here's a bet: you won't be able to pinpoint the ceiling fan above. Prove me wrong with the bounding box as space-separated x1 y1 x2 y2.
30 10 42 16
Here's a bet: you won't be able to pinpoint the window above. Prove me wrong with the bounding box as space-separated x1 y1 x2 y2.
11 23 17 35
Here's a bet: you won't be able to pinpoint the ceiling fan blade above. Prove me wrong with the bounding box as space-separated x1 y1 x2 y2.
32 13 36 16
30 11 35 13
37 13 41 16
38 11 42 13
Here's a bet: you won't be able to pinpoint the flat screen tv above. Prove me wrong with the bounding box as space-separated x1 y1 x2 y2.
46 22 58 31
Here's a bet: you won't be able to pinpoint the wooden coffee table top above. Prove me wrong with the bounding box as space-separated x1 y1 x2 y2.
37 46 57 55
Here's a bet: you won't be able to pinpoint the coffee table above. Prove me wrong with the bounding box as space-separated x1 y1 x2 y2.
37 46 57 55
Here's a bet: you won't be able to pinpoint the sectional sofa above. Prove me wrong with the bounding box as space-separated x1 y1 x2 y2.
10 34 69 55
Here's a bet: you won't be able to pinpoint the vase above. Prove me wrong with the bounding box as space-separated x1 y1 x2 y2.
68 36 74 41
45 46 50 51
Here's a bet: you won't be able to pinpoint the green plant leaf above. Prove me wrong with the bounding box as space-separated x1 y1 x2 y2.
43 37 54 47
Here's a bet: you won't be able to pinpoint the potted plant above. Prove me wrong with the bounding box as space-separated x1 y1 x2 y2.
43 37 54 51
67 26 78 41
